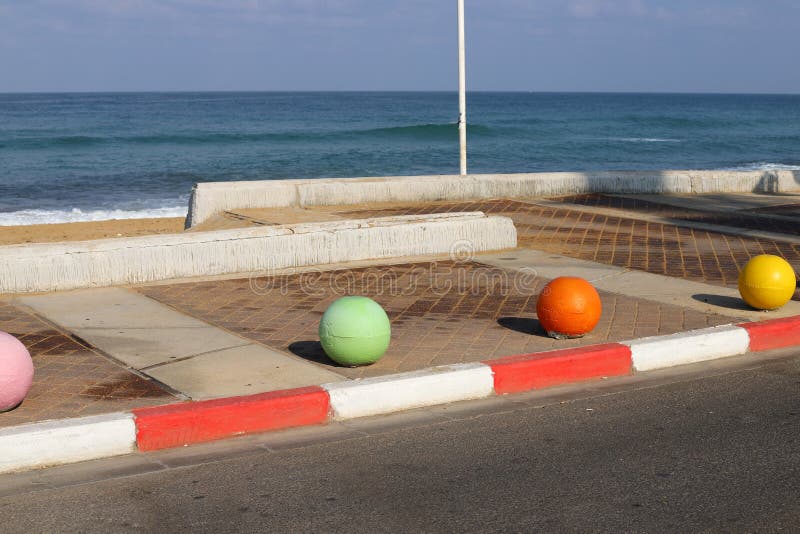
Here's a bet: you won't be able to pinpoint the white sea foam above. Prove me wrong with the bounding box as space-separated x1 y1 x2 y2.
612 137 682 143
0 206 188 226
721 162 800 172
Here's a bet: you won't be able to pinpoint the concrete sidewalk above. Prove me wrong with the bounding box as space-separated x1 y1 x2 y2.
0 299 175 429
1 191 798 432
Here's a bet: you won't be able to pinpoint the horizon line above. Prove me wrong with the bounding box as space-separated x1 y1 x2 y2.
2 89 800 97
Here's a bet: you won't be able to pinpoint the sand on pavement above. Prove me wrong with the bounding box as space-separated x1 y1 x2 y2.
0 217 186 246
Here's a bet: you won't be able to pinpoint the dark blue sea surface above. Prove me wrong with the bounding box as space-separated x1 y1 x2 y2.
1 91 799 224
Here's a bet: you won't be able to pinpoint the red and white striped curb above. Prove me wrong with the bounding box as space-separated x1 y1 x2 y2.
2 315 799 474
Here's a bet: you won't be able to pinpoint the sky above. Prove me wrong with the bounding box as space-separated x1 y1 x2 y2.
0 0 798 93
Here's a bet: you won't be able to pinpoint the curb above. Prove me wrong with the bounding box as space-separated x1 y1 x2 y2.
2 315 799 474
133 387 330 452
0 413 135 474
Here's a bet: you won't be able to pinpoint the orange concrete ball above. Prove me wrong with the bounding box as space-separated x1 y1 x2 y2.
536 277 602 338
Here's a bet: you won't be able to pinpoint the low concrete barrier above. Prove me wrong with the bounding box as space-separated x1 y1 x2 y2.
0 213 516 293
186 170 800 227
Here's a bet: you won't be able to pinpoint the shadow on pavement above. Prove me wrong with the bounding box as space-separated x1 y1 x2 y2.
497 316 543 336
692 293 754 312
288 340 338 367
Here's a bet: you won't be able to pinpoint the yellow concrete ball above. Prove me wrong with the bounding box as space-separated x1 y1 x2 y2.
738 254 796 310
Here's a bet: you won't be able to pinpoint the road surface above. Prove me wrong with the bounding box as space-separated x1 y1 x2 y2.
2 349 799 532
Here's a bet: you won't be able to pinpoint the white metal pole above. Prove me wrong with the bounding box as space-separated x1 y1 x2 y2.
457 0 467 176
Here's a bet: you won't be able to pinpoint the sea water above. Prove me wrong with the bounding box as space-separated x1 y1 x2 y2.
1 91 798 225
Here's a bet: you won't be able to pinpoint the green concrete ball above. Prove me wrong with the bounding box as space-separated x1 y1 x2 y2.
319 296 391 366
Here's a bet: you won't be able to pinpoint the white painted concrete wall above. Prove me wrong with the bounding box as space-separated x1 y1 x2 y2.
186 170 800 227
0 213 516 293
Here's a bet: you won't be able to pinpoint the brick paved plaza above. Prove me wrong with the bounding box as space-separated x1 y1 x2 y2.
139 260 732 379
336 196 800 297
3 192 797 424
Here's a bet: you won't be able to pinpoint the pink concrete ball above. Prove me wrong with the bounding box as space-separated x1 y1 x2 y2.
0 331 34 412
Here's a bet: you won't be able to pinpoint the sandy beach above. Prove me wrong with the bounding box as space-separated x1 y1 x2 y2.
0 217 186 246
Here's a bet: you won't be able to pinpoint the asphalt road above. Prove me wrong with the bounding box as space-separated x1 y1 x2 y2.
2 350 800 533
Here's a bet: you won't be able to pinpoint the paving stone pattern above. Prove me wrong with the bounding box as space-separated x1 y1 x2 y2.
747 201 800 215
140 261 731 380
0 301 175 428
556 193 800 236
338 198 800 300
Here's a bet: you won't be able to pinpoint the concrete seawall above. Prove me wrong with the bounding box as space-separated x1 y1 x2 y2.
186 170 800 228
0 213 516 293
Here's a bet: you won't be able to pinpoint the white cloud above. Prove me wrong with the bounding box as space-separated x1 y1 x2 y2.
567 0 649 19
0 0 376 42
3 0 369 25
688 5 753 27
563 0 760 27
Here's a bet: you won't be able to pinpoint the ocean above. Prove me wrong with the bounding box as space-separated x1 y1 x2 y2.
1 91 799 225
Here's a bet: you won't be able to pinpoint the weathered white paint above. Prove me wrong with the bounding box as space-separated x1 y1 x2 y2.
186 170 800 227
0 413 136 474
323 363 495 420
624 324 751 372
0 213 516 293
